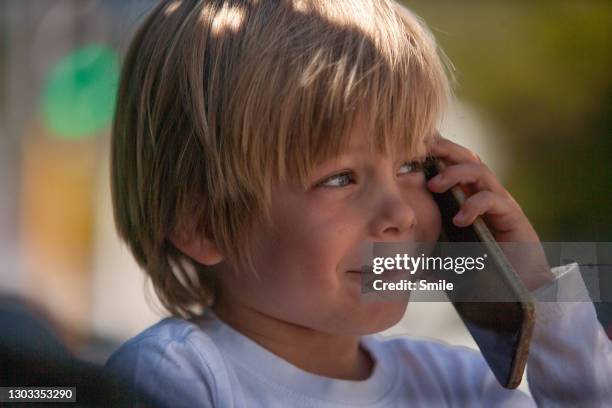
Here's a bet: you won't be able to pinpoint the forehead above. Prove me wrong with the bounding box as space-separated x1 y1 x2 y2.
339 112 431 160
344 113 377 153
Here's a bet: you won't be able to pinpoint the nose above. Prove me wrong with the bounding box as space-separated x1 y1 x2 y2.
368 183 418 240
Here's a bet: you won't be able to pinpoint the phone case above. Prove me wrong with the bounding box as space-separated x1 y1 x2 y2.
423 157 535 389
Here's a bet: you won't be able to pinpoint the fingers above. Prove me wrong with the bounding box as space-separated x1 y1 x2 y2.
452 190 519 227
428 135 482 165
427 162 508 196
427 133 529 236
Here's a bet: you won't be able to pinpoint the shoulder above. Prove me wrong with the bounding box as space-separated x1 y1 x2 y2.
106 317 224 376
106 317 230 408
365 335 494 394
369 334 486 368
370 335 533 405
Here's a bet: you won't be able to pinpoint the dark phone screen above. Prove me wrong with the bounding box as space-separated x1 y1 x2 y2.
423 157 529 388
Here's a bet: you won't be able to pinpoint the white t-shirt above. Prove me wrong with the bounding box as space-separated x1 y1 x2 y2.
106 264 612 407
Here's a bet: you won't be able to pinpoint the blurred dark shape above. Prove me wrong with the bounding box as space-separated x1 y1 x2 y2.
0 295 146 407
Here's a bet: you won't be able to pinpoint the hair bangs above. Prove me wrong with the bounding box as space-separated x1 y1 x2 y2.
271 1 451 191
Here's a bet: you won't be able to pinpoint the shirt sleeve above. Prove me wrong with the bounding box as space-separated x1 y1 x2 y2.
527 263 612 406
447 263 612 407
105 330 230 408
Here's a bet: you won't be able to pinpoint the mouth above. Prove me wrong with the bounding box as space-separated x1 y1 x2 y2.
346 270 374 281
346 264 374 274
346 268 411 281
345 267 374 284
346 270 365 279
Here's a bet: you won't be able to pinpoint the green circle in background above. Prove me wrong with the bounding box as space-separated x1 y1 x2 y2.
42 44 120 139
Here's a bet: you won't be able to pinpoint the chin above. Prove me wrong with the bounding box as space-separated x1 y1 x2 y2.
350 301 409 335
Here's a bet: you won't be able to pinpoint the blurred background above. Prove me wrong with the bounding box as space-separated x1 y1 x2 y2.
0 0 610 383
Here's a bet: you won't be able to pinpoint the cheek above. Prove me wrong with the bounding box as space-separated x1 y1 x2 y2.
257 201 350 284
414 190 442 242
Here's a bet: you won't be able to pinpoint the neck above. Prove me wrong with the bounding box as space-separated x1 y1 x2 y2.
211 299 374 381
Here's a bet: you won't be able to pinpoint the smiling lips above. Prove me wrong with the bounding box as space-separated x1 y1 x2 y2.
346 268 408 278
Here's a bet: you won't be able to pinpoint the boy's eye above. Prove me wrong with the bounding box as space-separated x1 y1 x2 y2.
316 171 355 188
315 161 423 188
397 161 423 175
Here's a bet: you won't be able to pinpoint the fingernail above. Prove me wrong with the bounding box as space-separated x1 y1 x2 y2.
454 211 465 223
430 174 443 184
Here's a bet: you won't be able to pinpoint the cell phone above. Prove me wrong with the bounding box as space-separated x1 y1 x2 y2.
422 156 535 389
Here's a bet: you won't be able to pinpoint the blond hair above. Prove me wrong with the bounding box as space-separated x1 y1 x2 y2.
111 0 452 317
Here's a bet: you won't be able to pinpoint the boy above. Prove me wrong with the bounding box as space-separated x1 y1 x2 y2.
107 0 612 406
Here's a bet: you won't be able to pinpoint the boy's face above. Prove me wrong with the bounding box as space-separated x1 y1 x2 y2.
217 115 441 335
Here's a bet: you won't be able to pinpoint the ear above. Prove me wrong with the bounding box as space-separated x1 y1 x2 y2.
169 229 225 266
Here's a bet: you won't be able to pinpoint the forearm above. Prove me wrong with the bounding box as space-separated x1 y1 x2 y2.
527 263 612 406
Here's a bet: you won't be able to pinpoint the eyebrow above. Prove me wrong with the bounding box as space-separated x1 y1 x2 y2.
343 142 376 154
342 143 427 160
315 147 427 172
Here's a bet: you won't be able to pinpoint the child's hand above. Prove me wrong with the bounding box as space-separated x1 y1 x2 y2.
426 134 554 290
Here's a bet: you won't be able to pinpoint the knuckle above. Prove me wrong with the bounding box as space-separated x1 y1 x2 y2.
473 190 495 206
481 166 496 182
469 162 487 175
506 195 521 210
476 161 490 172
